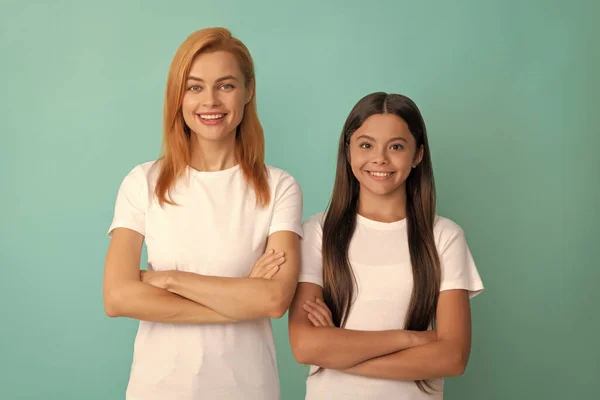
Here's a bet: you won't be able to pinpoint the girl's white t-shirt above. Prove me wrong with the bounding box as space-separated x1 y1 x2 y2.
299 212 484 400
107 161 303 400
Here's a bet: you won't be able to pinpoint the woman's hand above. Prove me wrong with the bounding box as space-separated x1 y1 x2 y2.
140 270 171 289
248 249 286 279
140 248 285 290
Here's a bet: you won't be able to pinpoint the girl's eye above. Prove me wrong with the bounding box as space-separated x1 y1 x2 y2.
359 143 371 149
221 84 234 90
188 85 202 92
391 144 404 151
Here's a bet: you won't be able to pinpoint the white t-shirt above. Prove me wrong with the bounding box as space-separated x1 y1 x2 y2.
107 161 303 400
299 212 484 400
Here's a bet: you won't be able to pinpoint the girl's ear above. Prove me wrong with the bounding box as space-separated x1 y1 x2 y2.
413 145 424 168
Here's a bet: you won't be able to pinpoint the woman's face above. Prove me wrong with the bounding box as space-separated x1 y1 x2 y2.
181 50 253 144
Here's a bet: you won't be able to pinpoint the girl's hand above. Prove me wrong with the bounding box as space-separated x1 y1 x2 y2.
304 298 335 327
410 329 438 347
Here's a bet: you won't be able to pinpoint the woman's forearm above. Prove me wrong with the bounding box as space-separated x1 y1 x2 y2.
166 271 291 320
105 280 235 324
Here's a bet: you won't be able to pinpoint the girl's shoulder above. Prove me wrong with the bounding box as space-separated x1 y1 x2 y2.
302 212 326 237
304 211 326 227
434 215 464 234
433 215 469 249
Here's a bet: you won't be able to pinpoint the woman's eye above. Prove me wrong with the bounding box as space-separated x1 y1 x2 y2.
391 144 404 151
220 84 234 90
188 85 202 92
359 143 371 149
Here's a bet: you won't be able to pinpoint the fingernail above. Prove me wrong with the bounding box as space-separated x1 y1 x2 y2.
277 252 284 256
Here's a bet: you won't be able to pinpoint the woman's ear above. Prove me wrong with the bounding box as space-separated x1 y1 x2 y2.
245 79 255 104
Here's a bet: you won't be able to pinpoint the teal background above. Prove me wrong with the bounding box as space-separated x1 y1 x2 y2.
1 0 598 399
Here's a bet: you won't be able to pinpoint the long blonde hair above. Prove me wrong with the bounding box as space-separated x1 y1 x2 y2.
156 27 270 206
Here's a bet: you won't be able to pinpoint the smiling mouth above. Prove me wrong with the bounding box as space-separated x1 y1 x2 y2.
197 113 226 120
367 171 395 177
196 113 227 125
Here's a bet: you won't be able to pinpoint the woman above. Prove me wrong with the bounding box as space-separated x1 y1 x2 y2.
289 92 483 399
103 27 302 400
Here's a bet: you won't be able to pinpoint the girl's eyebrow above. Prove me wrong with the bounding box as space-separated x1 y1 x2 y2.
356 134 407 142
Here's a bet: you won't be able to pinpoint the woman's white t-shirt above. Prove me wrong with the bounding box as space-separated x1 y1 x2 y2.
299 212 484 400
107 161 303 400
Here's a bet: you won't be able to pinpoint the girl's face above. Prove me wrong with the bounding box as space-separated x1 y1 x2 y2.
181 50 253 144
348 113 423 198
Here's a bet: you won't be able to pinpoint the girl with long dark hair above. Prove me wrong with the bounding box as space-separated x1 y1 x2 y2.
289 92 483 399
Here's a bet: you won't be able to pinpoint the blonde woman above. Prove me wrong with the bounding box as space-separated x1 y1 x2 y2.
103 28 302 400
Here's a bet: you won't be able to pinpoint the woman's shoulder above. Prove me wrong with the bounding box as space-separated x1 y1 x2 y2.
124 159 161 177
265 165 298 183
117 160 161 186
265 165 303 197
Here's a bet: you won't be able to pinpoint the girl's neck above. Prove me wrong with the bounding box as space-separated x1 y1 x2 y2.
357 186 407 223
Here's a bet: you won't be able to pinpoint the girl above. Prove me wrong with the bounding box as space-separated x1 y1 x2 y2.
103 28 302 400
289 92 483 399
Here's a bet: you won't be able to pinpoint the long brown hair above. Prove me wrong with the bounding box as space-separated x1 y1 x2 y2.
321 92 441 392
155 27 270 206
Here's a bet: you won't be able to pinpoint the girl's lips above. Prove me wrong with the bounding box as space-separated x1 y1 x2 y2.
365 170 395 181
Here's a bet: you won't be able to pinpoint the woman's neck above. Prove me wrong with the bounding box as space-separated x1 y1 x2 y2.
189 133 237 172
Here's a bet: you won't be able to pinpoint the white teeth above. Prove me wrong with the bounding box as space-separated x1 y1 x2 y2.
369 171 392 177
199 114 224 120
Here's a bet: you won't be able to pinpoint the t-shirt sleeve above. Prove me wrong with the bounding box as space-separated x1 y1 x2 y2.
298 214 324 287
438 224 484 299
268 172 303 238
107 165 149 237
